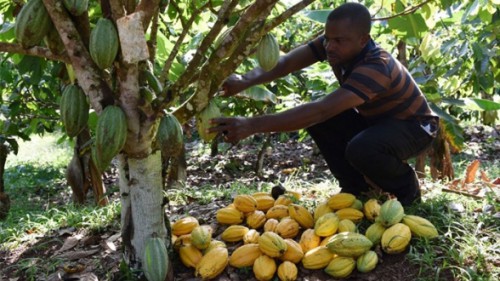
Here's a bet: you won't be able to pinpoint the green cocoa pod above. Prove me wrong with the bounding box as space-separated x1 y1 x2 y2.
256 33 280 72
15 0 52 48
94 105 128 172
196 101 221 143
157 113 184 157
89 18 119 69
63 0 89 16
143 70 163 95
143 234 169 281
60 84 89 137
44 28 65 55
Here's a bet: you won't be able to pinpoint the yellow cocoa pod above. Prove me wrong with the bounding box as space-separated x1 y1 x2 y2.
221 225 249 243
324 256 356 278
266 205 289 220
252 191 270 197
195 247 228 279
314 213 340 237
277 261 298 281
264 218 279 233
338 219 357 233
275 195 293 206
381 223 411 254
173 234 191 250
179 244 203 268
243 229 261 244
280 238 304 264
320 234 335 246
335 208 364 223
253 254 277 281
233 194 258 213
402 215 438 239
363 198 381 222
258 231 287 258
254 195 276 212
314 201 333 222
172 216 199 236
276 217 300 239
327 193 356 210
216 207 244 225
302 246 335 270
246 210 267 229
288 204 314 229
229 243 262 268
299 229 321 253
203 240 226 254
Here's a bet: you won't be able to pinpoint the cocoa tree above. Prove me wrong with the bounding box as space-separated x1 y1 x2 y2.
0 0 315 275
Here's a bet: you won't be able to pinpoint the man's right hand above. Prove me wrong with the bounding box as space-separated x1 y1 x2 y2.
221 74 248 97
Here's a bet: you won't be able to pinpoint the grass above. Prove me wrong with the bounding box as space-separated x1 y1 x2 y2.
1 132 499 280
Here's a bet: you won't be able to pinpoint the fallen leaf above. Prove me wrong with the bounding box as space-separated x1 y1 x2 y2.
492 178 500 185
448 179 462 190
56 235 82 254
464 159 480 184
106 232 121 243
480 170 490 183
103 240 117 252
56 249 100 260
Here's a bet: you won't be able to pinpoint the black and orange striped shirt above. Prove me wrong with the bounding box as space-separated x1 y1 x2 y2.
309 38 438 123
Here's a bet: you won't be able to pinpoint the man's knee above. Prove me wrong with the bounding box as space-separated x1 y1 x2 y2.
344 137 370 170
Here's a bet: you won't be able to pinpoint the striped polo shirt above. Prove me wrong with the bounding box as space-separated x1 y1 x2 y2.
309 38 438 123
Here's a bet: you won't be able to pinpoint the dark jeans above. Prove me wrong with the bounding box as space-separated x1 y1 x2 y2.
306 109 435 204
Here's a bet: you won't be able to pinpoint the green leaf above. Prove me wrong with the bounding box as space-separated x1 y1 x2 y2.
301 10 330 24
463 98 500 111
388 12 428 39
238 85 277 104
442 98 500 111
429 103 464 150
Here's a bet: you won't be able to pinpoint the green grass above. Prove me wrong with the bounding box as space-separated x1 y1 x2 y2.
1 133 499 281
0 134 121 249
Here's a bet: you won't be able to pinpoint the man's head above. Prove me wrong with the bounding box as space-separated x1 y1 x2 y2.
323 3 372 67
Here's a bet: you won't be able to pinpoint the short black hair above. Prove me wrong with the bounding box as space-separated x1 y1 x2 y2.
327 2 372 34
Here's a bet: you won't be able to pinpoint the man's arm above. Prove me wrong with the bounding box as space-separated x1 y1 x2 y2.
223 36 325 96
210 88 365 143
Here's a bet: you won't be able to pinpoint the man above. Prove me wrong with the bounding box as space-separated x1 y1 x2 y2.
209 2 438 206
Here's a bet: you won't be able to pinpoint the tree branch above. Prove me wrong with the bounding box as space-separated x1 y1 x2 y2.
148 8 160 62
372 0 433 21
135 0 161 31
172 0 281 124
42 0 114 113
156 0 239 111
0 43 70 63
107 0 125 20
159 2 210 85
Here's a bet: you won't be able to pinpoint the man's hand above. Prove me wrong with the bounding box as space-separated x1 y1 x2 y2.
208 117 254 144
221 74 248 97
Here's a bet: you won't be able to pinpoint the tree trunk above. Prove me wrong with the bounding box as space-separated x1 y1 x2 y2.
118 152 170 269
